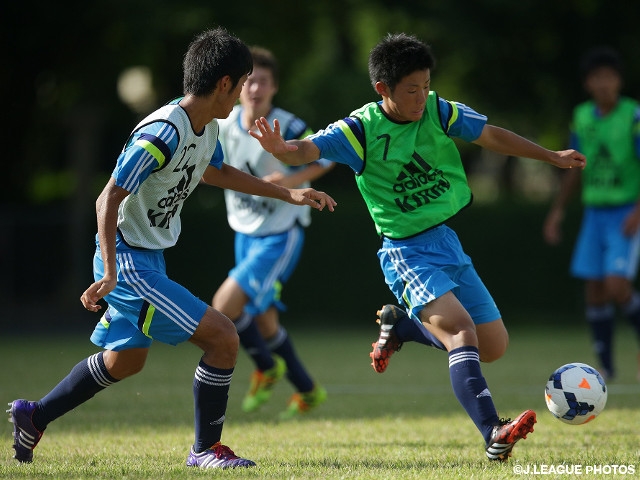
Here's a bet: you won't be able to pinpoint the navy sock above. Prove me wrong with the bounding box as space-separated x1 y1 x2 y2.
622 291 640 344
586 304 615 378
235 312 275 372
394 315 446 350
268 327 314 393
448 346 499 444
34 351 118 431
193 360 233 453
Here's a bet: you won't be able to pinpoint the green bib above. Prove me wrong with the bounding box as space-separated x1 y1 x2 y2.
573 97 640 206
352 92 472 238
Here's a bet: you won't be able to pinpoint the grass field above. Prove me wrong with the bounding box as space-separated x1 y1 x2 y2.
1 320 639 479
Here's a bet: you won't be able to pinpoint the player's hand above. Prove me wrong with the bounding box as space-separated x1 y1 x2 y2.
551 149 586 169
543 208 563 245
288 188 337 212
80 277 116 312
249 117 299 155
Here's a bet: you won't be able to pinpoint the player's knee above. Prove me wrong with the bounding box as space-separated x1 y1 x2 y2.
256 316 279 339
218 320 240 352
196 309 240 353
117 361 146 378
104 349 148 379
604 278 633 305
479 342 507 363
477 319 509 362
446 327 479 352
482 331 509 362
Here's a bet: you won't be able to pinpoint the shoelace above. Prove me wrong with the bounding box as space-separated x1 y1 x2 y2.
212 443 237 459
497 417 512 426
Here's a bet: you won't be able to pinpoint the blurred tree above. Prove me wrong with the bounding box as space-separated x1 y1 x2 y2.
2 0 639 317
3 0 639 204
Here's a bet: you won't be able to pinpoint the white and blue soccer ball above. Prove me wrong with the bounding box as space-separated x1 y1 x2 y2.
545 362 608 425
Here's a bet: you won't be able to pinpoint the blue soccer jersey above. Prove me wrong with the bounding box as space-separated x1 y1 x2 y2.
309 95 487 172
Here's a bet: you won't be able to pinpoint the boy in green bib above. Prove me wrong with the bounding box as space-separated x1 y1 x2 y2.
252 33 585 460
544 47 640 382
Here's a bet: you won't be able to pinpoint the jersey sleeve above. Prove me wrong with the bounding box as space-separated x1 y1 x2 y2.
308 119 365 173
438 96 488 142
568 132 580 151
210 138 224 169
308 97 487 173
112 121 179 194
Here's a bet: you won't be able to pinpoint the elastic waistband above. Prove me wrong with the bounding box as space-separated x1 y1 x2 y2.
382 224 450 246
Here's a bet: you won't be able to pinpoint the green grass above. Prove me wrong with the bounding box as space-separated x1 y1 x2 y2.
1 321 639 479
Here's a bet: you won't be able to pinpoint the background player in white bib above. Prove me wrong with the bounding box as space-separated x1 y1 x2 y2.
7 28 336 470
212 47 334 419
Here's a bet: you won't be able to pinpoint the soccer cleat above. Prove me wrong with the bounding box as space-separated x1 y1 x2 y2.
485 409 537 461
279 384 328 420
186 442 256 469
369 304 405 373
7 399 44 463
241 355 286 412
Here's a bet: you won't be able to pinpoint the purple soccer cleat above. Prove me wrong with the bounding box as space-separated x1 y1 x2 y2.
7 399 44 463
186 442 256 469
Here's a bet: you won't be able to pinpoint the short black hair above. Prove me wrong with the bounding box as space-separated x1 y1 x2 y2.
250 46 280 86
182 27 253 96
580 46 623 80
368 33 435 92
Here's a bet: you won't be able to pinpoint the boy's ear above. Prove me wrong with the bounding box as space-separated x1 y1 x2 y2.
217 75 233 93
375 81 390 97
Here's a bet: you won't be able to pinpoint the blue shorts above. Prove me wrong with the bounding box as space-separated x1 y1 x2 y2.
90 236 208 351
378 225 500 325
571 205 640 280
229 226 304 315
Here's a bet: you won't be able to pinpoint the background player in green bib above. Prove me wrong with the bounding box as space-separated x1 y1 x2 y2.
250 32 586 461
544 47 640 382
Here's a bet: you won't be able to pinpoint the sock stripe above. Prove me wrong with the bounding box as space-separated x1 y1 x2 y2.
87 353 116 388
195 365 233 387
234 312 252 332
448 349 480 368
586 304 615 322
266 326 287 350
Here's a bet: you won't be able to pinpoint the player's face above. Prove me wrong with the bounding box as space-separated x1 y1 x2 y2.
380 69 431 122
584 66 621 110
216 73 249 119
240 66 278 116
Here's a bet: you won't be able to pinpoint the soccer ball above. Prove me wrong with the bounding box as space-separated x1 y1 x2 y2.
544 362 607 425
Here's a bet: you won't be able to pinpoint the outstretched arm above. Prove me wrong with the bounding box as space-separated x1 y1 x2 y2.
473 125 586 169
202 162 336 212
249 117 321 166
263 161 335 188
